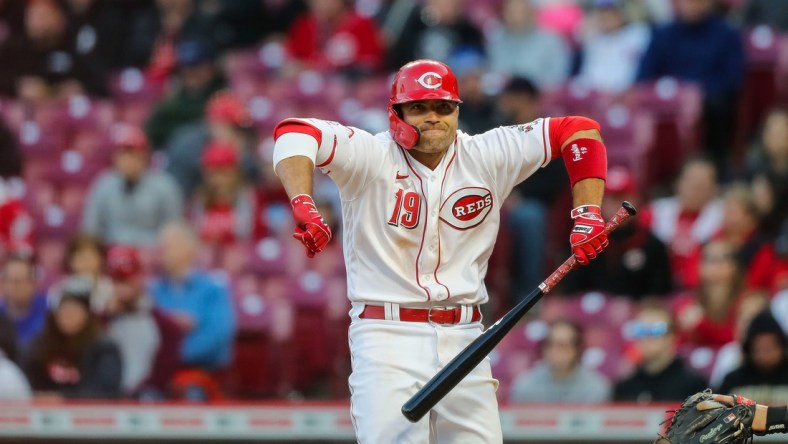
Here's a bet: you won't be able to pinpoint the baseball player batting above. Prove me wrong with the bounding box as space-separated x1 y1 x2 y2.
272 59 609 443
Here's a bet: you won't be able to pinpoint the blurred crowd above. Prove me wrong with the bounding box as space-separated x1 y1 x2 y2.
0 0 786 405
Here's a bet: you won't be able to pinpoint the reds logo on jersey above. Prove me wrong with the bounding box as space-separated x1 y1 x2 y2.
439 187 493 230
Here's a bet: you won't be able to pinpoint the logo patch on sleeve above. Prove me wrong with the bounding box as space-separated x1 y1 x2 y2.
439 187 493 230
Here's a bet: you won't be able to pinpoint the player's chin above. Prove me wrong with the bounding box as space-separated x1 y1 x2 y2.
417 135 452 152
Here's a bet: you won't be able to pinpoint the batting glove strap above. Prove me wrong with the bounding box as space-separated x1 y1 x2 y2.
570 204 603 219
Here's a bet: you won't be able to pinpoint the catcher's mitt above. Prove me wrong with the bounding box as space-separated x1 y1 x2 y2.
656 389 755 444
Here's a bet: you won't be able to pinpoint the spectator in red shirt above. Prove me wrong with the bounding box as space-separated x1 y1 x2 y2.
675 239 744 348
190 141 255 247
684 183 764 286
648 156 723 289
747 220 788 297
285 0 383 74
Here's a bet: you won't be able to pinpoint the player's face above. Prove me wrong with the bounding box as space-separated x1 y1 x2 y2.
401 100 459 154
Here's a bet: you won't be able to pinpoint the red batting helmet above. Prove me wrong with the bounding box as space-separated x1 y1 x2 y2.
388 59 462 149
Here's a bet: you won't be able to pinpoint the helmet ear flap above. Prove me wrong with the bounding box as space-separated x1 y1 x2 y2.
388 103 420 149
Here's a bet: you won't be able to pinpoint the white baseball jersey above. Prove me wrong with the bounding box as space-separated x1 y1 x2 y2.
276 117 554 306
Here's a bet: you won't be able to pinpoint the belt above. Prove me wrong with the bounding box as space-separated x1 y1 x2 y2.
359 304 481 325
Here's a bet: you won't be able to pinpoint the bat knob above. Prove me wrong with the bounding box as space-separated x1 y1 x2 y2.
622 201 637 216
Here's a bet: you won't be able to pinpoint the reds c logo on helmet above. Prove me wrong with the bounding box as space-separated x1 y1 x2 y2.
388 60 462 149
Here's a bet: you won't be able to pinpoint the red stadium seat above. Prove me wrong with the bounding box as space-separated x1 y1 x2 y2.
108 68 164 103
627 79 702 184
736 26 784 154
247 237 290 276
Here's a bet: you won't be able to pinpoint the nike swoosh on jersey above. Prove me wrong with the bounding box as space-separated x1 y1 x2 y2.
396 172 409 179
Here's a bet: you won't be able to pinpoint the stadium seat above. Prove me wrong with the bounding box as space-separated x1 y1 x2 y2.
777 33 788 99
737 26 782 151
247 237 290 276
108 68 164 103
33 203 81 241
628 79 702 184
680 345 721 381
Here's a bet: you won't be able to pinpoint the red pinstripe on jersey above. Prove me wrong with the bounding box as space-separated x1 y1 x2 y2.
401 148 432 301
541 119 550 167
316 135 338 168
433 146 457 299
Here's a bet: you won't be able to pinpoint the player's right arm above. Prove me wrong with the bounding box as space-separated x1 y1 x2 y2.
271 117 382 257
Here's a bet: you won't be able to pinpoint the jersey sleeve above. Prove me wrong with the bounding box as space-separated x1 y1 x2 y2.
273 118 385 201
469 117 554 197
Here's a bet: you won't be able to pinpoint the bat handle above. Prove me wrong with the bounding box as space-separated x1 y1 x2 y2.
539 201 637 293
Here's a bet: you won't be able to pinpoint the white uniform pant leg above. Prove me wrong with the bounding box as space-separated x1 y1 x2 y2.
432 323 503 444
348 319 433 444
348 320 502 444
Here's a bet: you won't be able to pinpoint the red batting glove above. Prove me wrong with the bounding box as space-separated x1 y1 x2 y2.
570 205 608 265
291 194 332 258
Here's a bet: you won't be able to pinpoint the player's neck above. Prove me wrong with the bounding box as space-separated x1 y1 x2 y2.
408 150 446 171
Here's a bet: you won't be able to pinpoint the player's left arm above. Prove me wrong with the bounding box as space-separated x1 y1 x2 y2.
550 117 608 265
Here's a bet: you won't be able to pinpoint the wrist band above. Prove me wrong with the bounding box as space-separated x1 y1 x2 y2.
571 205 602 219
764 406 787 434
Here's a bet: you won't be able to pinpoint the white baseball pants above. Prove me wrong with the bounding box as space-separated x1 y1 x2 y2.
347 312 502 443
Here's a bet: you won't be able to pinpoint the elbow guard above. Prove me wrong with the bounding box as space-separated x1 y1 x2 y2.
272 119 321 170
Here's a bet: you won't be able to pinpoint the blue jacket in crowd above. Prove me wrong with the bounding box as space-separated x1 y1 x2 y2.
0 293 48 351
636 14 745 97
150 271 235 371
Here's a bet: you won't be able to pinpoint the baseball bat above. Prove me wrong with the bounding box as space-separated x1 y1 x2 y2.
401 201 637 423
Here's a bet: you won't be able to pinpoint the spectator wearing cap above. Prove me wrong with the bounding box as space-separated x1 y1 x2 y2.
285 0 384 74
0 255 48 356
613 299 707 402
145 37 227 149
561 166 672 299
47 234 113 315
190 141 256 247
104 245 181 400
164 90 260 196
575 0 651 94
486 0 571 90
25 275 122 400
150 223 235 376
82 124 183 247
